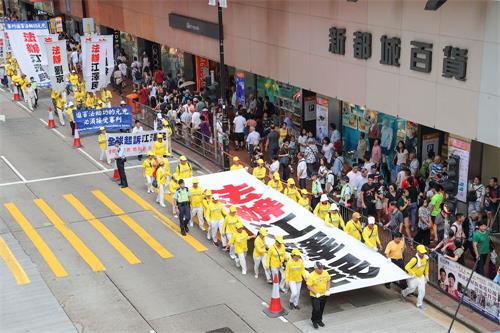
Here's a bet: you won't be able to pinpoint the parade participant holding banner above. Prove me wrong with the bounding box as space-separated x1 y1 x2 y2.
252 159 266 182
189 178 205 230
401 244 429 309
153 134 166 158
313 194 331 220
100 87 112 108
307 262 331 329
55 91 66 126
66 102 75 136
97 127 111 164
298 189 311 211
267 172 283 193
225 222 255 275
142 151 156 193
253 227 271 282
230 156 244 171
202 190 213 239
284 178 302 202
223 205 242 259
174 156 193 179
324 204 345 229
85 92 95 108
363 216 382 252
74 85 85 107
345 212 363 241
266 235 289 292
285 248 307 310
207 194 227 247
155 160 168 207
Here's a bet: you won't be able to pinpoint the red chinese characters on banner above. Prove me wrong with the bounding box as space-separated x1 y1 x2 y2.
91 44 100 62
212 184 285 222
52 45 61 64
23 31 40 54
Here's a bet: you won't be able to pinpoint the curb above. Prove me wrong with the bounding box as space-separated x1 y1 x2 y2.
424 294 489 333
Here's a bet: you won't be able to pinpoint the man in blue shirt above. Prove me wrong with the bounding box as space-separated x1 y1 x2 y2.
114 141 128 188
173 179 191 236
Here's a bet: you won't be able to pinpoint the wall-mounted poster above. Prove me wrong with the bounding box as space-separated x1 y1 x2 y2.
342 103 357 130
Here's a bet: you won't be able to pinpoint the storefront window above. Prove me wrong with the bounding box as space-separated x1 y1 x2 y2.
161 46 184 77
257 76 302 127
120 32 138 62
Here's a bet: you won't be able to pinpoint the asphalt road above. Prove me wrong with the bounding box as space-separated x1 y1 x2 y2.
0 88 474 333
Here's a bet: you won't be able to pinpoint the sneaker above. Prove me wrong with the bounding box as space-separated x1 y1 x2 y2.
160 203 166 207
254 274 259 279
289 303 295 310
318 321 325 327
181 230 186 236
417 305 424 310
207 234 211 240
235 261 240 268
213 240 218 247
242 271 246 275
294 305 300 310
190 221 194 227
266 279 273 284
312 322 319 329
230 254 236 259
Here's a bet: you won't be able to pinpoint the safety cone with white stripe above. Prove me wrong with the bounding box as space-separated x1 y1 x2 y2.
263 273 288 318
12 85 20 101
47 107 56 128
112 161 120 181
73 124 81 147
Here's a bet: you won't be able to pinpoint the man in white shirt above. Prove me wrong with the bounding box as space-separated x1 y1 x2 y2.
330 123 341 146
118 61 128 77
233 112 246 150
131 120 144 160
297 153 308 189
409 152 419 176
380 119 393 155
246 126 260 152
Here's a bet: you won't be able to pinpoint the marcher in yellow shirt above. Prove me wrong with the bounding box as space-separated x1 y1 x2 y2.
313 194 331 220
401 245 429 309
222 205 242 259
306 262 331 328
74 87 85 107
169 175 179 215
362 216 381 251
267 172 283 192
225 223 254 275
298 189 311 211
174 155 193 179
252 159 266 182
283 178 302 202
266 235 289 292
189 178 205 230
324 204 345 229
95 99 104 110
344 212 362 241
253 227 271 282
97 127 110 164
69 70 78 87
384 231 405 289
142 151 157 193
64 101 75 135
202 189 213 230
285 248 307 309
85 92 95 108
55 93 66 126
100 87 112 108
153 134 167 158
207 194 227 246
156 161 168 207
230 156 245 171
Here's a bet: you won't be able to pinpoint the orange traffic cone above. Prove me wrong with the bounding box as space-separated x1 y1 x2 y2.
47 107 56 128
13 85 20 101
112 166 120 181
263 273 288 318
73 125 81 147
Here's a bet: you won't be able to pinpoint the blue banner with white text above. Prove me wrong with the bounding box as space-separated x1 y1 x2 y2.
74 106 132 132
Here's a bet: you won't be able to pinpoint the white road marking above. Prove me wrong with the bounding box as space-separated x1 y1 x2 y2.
38 118 66 138
77 148 107 170
16 101 33 113
0 155 27 182
0 87 5 92
0 164 144 187
261 301 268 306
278 316 288 323
0 115 5 122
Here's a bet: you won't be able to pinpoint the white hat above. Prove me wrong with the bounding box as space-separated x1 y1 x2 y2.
320 194 328 202
212 194 220 200
329 203 339 211
368 216 376 225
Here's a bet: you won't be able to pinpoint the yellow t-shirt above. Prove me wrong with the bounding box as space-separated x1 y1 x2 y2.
230 164 244 171
55 96 66 109
189 186 204 208
279 127 288 140
69 73 79 85
405 256 429 278
174 162 193 179
313 202 331 220
267 179 283 192
306 270 331 296
298 197 311 210
156 167 168 185
228 230 250 254
208 201 226 221
98 133 107 150
253 236 267 257
223 214 241 235
324 212 345 229
266 244 288 269
142 158 156 177
252 166 266 180
285 258 306 283
284 186 301 202
385 240 405 260
66 106 75 122
101 89 112 103
85 95 95 108
169 179 179 194
362 225 381 249
345 219 362 241
153 141 166 158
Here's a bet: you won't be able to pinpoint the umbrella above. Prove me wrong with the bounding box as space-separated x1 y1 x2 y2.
179 81 196 88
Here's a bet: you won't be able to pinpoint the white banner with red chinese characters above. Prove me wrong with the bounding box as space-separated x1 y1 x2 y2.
82 38 106 92
105 130 169 158
185 169 408 293
43 40 69 94
36 34 59 66
92 35 114 86
4 21 50 86
0 34 5 64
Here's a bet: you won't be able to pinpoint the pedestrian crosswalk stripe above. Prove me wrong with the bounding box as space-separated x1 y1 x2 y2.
34 199 106 272
121 188 208 252
63 194 141 265
91 190 174 259
4 203 68 278
0 235 30 285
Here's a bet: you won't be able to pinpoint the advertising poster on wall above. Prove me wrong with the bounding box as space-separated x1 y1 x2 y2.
195 56 209 92
422 133 440 161
342 103 357 130
315 97 329 140
235 71 245 106
438 256 499 323
448 135 471 202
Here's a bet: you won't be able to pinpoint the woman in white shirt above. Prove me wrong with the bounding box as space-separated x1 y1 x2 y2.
394 140 409 175
321 137 334 165
298 128 308 153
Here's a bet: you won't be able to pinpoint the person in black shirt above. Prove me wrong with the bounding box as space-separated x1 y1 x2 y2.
397 188 411 240
361 175 378 218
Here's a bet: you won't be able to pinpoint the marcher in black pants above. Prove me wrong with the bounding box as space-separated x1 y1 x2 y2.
306 262 331 329
114 142 128 188
173 179 191 236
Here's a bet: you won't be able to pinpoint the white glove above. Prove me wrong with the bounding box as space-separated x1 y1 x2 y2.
315 293 321 298
325 290 332 296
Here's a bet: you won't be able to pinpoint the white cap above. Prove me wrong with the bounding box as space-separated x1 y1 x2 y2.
320 194 328 202
329 203 339 211
368 216 376 225
212 194 220 200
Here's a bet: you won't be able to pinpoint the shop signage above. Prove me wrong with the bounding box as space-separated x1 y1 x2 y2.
328 26 468 81
187 169 409 294
448 135 470 202
195 56 210 92
168 13 219 40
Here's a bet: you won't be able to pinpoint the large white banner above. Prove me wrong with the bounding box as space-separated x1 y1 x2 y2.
43 40 69 93
0 34 5 64
438 256 499 323
105 130 169 157
93 35 114 85
82 38 106 92
186 169 408 293
36 34 59 66
5 21 50 85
